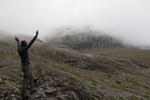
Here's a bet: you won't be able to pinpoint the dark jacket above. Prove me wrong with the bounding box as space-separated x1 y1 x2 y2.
17 36 37 65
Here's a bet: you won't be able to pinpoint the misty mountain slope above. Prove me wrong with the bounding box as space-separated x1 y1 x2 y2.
47 28 132 50
0 35 150 100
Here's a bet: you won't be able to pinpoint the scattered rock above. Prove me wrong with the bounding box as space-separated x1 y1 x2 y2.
45 88 57 94
116 80 122 84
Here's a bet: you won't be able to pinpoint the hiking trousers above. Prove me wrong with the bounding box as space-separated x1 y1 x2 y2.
21 64 34 99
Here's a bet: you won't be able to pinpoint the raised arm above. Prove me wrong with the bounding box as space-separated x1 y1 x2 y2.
27 30 39 49
15 36 21 49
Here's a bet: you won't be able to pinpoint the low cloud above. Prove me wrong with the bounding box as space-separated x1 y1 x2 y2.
0 0 150 46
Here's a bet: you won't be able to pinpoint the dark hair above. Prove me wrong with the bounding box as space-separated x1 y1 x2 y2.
21 40 27 47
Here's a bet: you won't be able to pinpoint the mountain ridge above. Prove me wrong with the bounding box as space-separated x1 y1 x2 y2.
47 28 135 50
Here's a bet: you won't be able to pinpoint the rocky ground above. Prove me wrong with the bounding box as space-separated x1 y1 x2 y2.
0 39 150 100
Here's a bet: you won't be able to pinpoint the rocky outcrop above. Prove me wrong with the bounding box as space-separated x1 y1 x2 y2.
48 28 126 50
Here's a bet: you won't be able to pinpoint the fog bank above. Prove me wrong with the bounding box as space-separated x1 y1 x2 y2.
0 0 150 46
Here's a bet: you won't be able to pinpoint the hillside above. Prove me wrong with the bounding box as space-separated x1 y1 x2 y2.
0 34 150 100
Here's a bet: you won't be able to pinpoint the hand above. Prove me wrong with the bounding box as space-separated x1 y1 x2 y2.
15 36 19 41
36 30 39 37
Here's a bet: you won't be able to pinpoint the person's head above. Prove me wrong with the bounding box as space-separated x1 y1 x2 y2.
21 40 27 47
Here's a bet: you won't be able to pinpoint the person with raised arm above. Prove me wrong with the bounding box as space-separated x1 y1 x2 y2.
15 30 39 99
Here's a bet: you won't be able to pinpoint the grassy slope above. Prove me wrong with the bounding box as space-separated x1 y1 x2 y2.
0 43 150 100
80 48 150 68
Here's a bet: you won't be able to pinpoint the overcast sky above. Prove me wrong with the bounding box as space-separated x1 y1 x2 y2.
0 0 150 46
